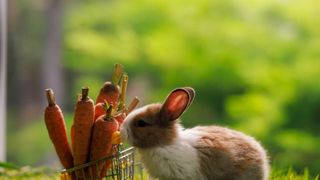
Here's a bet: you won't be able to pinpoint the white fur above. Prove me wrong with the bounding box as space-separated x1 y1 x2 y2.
138 127 205 180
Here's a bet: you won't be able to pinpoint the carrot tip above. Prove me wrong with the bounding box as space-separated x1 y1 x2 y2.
45 88 56 106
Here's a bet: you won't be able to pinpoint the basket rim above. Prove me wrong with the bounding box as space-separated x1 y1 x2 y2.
61 146 135 173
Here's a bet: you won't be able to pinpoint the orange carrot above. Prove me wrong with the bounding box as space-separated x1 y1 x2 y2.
89 105 119 179
99 130 121 178
96 64 123 107
71 124 74 152
96 82 120 107
73 87 95 167
114 113 126 127
44 89 73 169
94 102 105 120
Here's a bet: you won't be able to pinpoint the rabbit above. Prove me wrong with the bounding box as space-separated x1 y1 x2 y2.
120 87 269 180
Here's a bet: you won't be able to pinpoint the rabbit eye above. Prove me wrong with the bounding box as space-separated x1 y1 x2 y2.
135 119 149 127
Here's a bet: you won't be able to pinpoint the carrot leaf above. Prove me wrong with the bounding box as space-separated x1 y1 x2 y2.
111 64 124 85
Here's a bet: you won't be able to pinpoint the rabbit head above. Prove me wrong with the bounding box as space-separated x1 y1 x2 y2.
120 87 195 148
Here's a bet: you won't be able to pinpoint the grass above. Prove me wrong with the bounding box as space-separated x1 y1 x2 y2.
1 161 319 180
0 162 59 179
271 168 319 180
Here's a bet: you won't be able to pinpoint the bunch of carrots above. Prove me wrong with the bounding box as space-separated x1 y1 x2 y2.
44 64 139 180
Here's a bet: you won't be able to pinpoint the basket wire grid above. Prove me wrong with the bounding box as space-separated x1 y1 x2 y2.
60 144 143 180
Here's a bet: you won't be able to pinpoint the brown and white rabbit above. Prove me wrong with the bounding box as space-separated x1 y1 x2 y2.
120 87 269 180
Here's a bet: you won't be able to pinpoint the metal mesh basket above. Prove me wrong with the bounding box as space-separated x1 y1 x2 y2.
60 144 142 180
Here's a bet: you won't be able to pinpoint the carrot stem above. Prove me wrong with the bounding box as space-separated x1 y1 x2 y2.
45 89 56 106
111 64 124 85
118 74 128 110
81 87 89 101
126 96 140 114
105 105 113 120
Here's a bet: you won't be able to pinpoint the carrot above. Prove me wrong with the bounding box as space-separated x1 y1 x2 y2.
44 89 73 169
94 102 105 120
99 130 121 178
73 87 95 167
96 81 120 107
113 113 126 127
89 104 119 179
70 124 74 152
96 64 123 107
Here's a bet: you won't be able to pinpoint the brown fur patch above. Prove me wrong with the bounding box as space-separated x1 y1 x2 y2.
193 126 268 180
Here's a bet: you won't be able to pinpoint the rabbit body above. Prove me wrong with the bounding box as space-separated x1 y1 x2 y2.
138 125 205 180
121 88 269 180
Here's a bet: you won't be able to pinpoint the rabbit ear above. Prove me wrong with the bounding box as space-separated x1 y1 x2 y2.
160 87 195 122
183 87 195 106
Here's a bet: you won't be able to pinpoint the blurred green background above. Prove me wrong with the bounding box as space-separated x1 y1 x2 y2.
6 0 320 176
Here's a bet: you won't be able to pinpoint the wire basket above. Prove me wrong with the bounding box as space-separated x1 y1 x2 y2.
60 144 143 180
